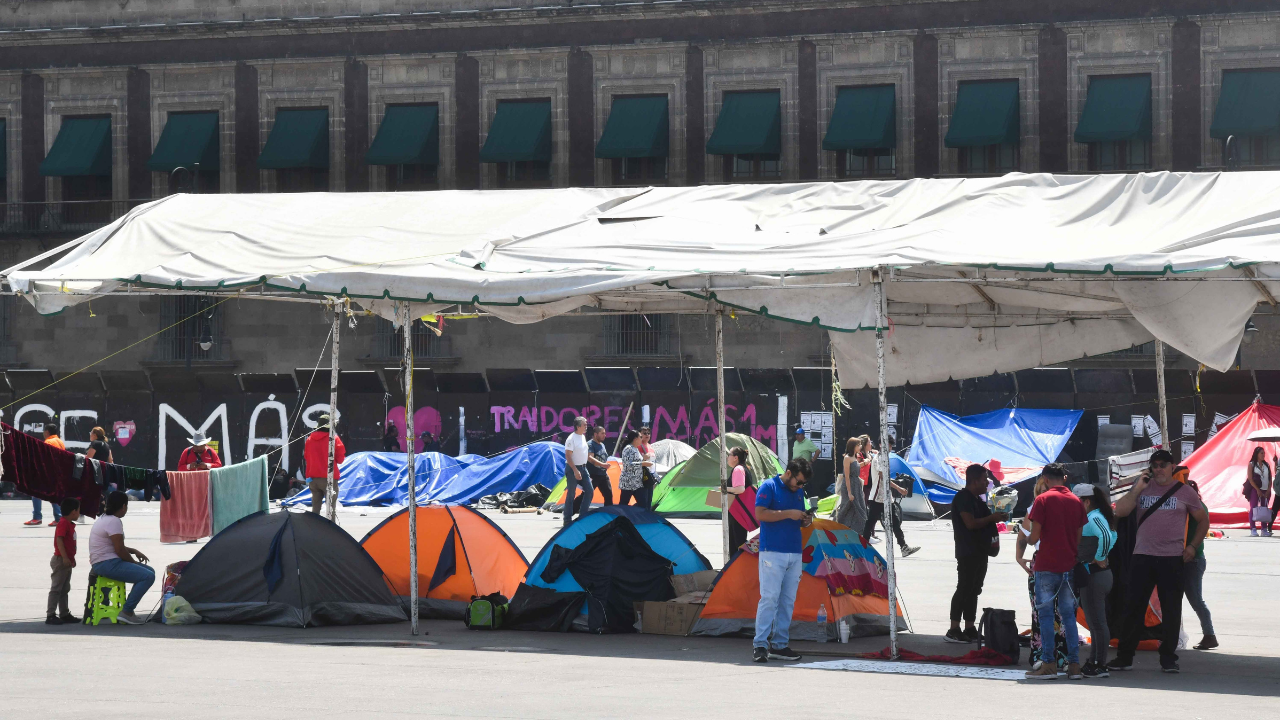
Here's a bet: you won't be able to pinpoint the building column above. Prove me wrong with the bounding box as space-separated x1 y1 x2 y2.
344 59 369 193
20 71 43 203
126 68 151 201
685 45 705 185
234 62 259 193
797 40 818 181
1171 19 1202 172
454 53 480 190
1038 26 1068 173
912 32 939 178
568 47 595 187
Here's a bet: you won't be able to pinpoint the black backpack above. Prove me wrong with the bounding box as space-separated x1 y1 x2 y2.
978 607 1019 664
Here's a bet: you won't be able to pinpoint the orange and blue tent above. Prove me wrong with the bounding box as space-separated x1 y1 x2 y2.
360 504 528 619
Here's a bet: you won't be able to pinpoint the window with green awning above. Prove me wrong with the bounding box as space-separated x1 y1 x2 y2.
40 116 112 177
596 95 669 159
706 90 781 156
148 111 219 173
1074 75 1151 143
944 80 1019 148
258 108 329 169
823 85 896 151
1210 69 1280 139
367 104 440 166
480 99 552 163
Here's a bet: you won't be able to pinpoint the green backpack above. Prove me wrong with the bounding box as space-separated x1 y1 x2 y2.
464 593 508 630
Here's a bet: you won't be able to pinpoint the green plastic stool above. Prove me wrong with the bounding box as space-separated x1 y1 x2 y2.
83 575 127 626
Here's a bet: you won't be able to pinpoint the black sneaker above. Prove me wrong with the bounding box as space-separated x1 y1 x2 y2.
1194 634 1218 650
58 614 80 624
963 627 983 643
1081 661 1110 679
1106 658 1133 672
944 628 971 643
1161 661 1180 674
768 646 802 661
45 615 62 625
752 647 769 663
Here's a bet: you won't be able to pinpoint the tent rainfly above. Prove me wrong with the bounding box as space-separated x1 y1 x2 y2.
9 171 1280 651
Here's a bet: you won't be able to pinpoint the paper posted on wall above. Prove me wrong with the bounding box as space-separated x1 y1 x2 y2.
1182 414 1196 436
1181 441 1195 460
1131 415 1145 438
886 404 899 424
1097 416 1111 428
1208 412 1230 439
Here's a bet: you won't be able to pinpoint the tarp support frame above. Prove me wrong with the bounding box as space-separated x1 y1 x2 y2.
402 301 420 635
717 308 729 565
1156 339 1168 450
326 300 341 522
873 266 898 659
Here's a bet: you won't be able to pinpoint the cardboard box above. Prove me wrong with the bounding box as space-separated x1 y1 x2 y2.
671 569 719 596
705 489 723 509
635 601 703 636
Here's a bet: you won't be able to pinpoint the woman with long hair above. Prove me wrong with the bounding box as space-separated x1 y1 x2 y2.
618 430 654 509
1016 476 1068 670
1072 483 1117 678
1248 447 1272 536
835 437 869 533
726 447 759 553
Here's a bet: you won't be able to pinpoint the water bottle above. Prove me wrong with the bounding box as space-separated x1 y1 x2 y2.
160 589 174 624
817 603 827 626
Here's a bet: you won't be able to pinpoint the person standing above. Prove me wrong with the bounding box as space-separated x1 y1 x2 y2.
1247 447 1272 536
89 491 154 625
1024 463 1088 681
303 414 346 515
26 424 66 527
382 423 400 452
751 458 813 663
1109 449 1210 674
562 417 593 526
726 447 759 552
861 442 919 557
1016 476 1068 670
618 430 653 508
791 427 818 465
834 438 868 533
948 463 1006 643
574 426 613 515
85 427 113 464
1072 483 1118 678
177 431 223 472
47 498 81 625
1184 479 1218 651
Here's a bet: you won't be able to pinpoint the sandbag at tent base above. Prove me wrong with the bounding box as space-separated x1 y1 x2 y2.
191 601 408 628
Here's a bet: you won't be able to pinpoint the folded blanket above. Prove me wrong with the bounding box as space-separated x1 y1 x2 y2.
210 456 269 535
161 470 212 543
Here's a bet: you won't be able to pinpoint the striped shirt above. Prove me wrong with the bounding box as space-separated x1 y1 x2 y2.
1081 508 1116 564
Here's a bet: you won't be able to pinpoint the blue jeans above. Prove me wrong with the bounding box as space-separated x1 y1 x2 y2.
754 551 803 649
31 497 61 522
563 465 592 527
93 558 156 614
1183 555 1215 636
1034 571 1080 665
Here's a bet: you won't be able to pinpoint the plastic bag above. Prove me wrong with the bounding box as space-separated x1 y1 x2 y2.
163 595 202 625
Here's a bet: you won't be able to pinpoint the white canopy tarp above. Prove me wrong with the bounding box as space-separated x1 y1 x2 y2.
8 172 1279 381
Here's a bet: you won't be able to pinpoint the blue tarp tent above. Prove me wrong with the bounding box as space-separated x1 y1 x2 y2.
907 405 1082 490
419 441 565 505
282 451 481 507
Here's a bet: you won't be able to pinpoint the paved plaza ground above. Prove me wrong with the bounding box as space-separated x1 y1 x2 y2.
2 499 1278 717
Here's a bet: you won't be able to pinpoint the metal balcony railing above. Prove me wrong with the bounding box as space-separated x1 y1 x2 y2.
0 200 148 237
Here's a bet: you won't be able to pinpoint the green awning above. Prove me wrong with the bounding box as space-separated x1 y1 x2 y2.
823 85 896 151
1074 75 1151 143
258 108 329 169
595 95 669 158
366 104 439 166
39 116 111 177
480 100 552 163
706 90 781 156
147 111 219 173
0 119 6 178
944 80 1019 148
1210 70 1280 139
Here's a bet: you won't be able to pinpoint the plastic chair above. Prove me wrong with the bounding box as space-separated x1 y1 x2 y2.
82 574 127 626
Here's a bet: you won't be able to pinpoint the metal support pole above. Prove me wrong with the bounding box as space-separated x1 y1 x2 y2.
402 303 419 635
325 300 341 523
716 308 730 566
1155 340 1169 449
873 267 898 659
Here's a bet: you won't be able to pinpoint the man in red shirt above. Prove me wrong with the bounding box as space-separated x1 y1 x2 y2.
304 414 346 515
177 432 223 471
1024 463 1088 680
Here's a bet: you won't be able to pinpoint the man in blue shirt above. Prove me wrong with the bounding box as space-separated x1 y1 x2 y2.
752 458 813 663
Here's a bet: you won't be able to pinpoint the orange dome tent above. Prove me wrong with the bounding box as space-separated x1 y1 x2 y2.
692 519 906 640
361 505 529 619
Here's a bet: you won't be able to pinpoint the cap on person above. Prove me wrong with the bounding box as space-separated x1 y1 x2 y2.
794 427 806 436
1071 483 1096 498
1149 448 1175 465
188 431 210 446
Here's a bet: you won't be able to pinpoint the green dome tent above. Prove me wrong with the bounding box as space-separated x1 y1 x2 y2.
653 434 783 519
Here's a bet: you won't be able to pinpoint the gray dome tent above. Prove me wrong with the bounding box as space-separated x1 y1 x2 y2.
174 510 407 627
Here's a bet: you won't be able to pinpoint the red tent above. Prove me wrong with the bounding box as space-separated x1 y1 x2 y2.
1185 400 1280 528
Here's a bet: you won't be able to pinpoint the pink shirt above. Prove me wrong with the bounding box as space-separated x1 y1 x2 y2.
731 465 746 489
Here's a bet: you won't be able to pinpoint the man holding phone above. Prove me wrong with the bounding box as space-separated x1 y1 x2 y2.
751 458 813 663
1109 449 1210 674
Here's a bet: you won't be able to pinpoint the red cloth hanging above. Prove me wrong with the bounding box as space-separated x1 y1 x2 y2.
0 423 101 517
161 470 212 543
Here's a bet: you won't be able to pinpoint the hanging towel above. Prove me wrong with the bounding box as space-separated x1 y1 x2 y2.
0 424 100 517
209 456 270 535
161 470 212 543
73 454 88 483
89 458 104 488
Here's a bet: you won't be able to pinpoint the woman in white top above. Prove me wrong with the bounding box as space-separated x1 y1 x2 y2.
89 491 155 624
1248 447 1273 537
